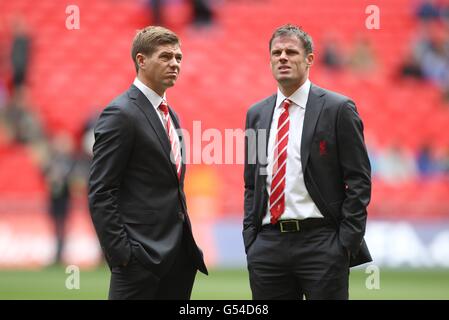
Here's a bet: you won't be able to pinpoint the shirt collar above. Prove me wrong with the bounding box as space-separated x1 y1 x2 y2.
276 79 311 110
133 77 167 111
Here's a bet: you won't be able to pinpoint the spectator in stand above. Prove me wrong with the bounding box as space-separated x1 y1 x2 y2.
70 112 98 195
144 0 214 28
146 0 163 26
417 144 437 177
10 17 30 93
1 87 43 145
420 40 449 88
321 34 345 70
192 0 214 27
42 133 76 265
377 145 417 184
399 52 424 79
416 0 441 23
348 37 377 74
401 25 449 101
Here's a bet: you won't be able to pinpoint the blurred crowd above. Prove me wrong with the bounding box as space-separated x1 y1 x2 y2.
146 0 214 27
399 0 449 101
0 0 217 266
321 0 449 102
369 143 449 184
320 34 378 75
319 0 449 184
0 17 93 265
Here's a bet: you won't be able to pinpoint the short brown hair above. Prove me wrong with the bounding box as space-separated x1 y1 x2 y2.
269 24 313 55
131 26 180 73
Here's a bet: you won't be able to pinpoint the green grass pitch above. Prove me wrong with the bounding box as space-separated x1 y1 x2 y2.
0 266 448 300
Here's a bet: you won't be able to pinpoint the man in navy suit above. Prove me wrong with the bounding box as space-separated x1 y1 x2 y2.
89 26 207 300
243 24 372 299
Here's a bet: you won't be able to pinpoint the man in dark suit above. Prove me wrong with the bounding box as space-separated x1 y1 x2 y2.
88 26 207 300
243 24 372 300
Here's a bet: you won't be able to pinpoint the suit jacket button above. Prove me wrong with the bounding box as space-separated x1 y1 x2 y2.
178 212 185 221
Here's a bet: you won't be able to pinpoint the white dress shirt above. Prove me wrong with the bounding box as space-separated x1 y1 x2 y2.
263 79 324 225
133 77 181 145
133 77 166 126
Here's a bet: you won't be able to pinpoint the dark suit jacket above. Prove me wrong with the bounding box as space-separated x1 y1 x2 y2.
88 84 207 277
243 84 372 267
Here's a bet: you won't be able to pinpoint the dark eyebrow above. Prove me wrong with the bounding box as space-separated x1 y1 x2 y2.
158 51 183 59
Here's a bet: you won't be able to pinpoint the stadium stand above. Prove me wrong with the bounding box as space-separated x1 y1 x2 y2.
0 0 448 254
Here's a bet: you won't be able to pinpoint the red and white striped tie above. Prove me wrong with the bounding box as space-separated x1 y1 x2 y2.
158 101 182 180
269 99 291 224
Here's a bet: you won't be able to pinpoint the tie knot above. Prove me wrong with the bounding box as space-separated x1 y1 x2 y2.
159 101 169 116
282 99 291 110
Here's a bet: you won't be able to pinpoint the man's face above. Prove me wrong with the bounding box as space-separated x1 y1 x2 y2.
138 43 182 96
270 35 314 89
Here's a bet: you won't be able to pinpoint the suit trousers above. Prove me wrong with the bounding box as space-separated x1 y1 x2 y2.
246 221 350 300
108 225 197 300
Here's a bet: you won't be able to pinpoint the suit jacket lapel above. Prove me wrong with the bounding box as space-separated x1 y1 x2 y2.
251 94 276 224
259 94 277 157
301 84 325 171
128 85 176 176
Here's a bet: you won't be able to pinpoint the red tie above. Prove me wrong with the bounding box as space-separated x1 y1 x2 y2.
158 101 182 180
269 99 291 224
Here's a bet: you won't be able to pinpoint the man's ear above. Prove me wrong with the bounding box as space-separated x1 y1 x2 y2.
136 53 146 69
306 53 314 67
